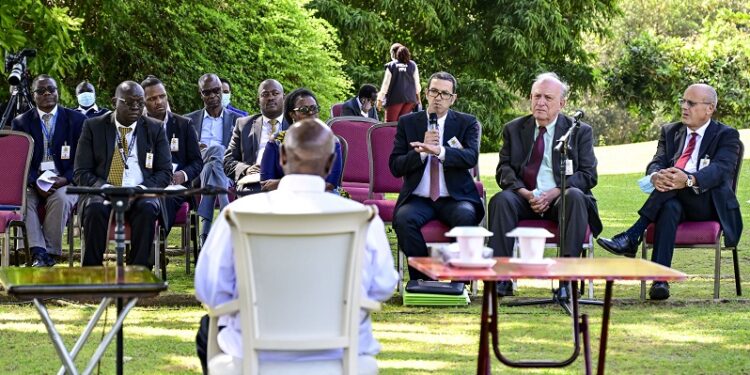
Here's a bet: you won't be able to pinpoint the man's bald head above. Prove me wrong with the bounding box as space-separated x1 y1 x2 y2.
115 81 143 99
112 81 145 125
280 119 336 177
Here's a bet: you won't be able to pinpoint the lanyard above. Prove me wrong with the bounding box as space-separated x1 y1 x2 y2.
40 116 54 157
115 127 137 169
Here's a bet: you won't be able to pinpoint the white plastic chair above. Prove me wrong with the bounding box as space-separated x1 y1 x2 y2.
206 205 381 375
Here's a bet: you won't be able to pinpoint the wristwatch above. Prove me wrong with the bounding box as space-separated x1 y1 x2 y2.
686 174 694 188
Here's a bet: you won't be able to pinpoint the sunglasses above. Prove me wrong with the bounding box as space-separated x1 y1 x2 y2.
33 86 58 95
200 87 222 97
292 105 321 115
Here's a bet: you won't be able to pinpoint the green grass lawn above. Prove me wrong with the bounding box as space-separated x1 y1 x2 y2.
2 166 750 374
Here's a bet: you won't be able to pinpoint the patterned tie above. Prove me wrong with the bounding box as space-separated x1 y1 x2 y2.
675 132 698 169
269 118 279 137
521 126 547 190
429 154 440 201
108 127 133 186
42 113 53 161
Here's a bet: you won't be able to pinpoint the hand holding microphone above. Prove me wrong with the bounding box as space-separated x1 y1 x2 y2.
411 112 441 155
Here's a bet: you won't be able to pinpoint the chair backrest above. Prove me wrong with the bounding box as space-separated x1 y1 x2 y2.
367 122 402 198
330 103 344 118
731 140 744 193
329 116 380 185
225 204 373 374
0 131 34 211
335 135 348 188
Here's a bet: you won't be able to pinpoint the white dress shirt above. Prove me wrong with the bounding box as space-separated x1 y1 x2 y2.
413 113 449 198
255 114 284 164
114 118 144 186
195 174 399 362
681 119 711 173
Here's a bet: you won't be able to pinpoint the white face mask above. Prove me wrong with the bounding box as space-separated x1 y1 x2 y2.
221 93 231 108
77 92 96 107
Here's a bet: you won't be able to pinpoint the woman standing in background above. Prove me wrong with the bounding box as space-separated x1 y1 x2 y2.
377 44 421 122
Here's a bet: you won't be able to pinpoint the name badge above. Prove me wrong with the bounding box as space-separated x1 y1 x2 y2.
40 161 56 172
699 157 710 170
145 152 154 169
170 137 179 152
61 145 71 160
122 169 136 187
565 159 574 176
447 136 463 149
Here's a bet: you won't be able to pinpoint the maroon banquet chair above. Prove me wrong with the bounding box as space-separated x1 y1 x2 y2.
0 130 34 267
329 116 382 202
639 141 744 300
330 102 344 118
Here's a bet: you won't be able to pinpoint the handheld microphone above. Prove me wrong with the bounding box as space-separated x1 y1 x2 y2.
571 110 584 121
429 112 438 130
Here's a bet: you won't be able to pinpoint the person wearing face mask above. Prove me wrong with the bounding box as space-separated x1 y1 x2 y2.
74 81 110 118
341 84 379 120
220 78 248 117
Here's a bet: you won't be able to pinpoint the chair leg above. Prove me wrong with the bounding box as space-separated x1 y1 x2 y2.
161 229 167 281
640 241 648 301
192 212 200 266
2 232 9 267
185 220 191 275
732 247 742 296
713 242 721 300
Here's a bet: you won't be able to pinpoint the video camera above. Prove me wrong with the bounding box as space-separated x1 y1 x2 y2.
4 48 36 86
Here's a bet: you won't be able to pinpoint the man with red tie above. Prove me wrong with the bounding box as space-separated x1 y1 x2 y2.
389 71 483 282
487 72 601 297
597 84 742 300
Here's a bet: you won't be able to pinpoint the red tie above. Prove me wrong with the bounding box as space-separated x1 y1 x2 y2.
675 132 698 169
429 155 440 201
522 127 547 190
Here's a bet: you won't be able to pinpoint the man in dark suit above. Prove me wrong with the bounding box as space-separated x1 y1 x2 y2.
390 71 484 281
142 76 203 234
341 84 379 120
74 81 172 267
487 72 602 297
73 80 110 118
12 74 86 266
184 73 242 243
224 79 288 193
597 84 741 300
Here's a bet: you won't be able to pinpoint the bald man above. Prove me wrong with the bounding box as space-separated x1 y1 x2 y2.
194 119 398 373
223 79 287 192
597 84 742 300
74 80 172 267
487 72 602 298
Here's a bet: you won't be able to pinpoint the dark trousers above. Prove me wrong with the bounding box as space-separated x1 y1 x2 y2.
487 188 589 258
196 314 210 375
81 197 159 267
393 196 479 280
162 195 188 235
639 189 717 267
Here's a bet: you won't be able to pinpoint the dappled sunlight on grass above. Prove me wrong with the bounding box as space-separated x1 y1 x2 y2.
375 330 475 346
157 354 201 373
621 323 722 343
379 359 451 371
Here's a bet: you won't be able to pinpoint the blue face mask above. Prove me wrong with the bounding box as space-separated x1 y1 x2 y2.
77 92 96 107
221 93 231 108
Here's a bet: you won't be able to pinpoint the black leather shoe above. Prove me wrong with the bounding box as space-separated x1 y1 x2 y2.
556 282 571 301
496 281 514 297
597 233 639 257
31 254 48 267
649 281 670 300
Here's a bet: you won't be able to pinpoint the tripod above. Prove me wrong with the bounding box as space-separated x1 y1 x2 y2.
0 83 34 131
506 115 603 315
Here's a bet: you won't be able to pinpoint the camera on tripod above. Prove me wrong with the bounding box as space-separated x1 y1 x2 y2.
4 48 36 86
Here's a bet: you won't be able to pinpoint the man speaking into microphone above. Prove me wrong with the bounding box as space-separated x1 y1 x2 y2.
389 71 484 281
487 72 602 297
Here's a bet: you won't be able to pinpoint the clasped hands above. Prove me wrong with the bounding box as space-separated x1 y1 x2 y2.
518 187 560 214
36 176 68 198
410 129 441 155
651 167 689 192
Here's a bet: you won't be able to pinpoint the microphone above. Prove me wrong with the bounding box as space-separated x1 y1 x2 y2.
428 112 438 130
571 110 584 121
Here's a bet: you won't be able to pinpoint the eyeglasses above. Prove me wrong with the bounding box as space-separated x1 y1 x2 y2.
292 105 321 115
33 86 57 95
427 88 455 100
260 90 282 98
200 87 222 97
679 98 712 108
117 97 146 109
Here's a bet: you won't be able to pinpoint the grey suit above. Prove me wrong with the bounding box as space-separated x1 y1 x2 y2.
224 114 289 184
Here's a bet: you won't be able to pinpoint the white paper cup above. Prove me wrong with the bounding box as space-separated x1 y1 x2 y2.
518 237 545 260
457 236 484 260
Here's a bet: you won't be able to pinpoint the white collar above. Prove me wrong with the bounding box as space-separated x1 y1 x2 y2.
115 117 137 129
37 105 59 120
262 114 284 125
277 174 326 192
203 108 224 120
689 119 711 137
77 104 99 113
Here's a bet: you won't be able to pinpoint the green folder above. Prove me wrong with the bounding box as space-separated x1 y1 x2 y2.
403 289 470 306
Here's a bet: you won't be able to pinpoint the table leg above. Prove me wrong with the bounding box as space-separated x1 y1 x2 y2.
597 281 614 375
56 298 114 375
581 314 592 375
477 281 494 375
117 297 123 375
82 298 138 375
33 299 80 375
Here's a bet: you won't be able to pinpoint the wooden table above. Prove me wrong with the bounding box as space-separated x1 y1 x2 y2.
0 266 167 375
408 257 687 375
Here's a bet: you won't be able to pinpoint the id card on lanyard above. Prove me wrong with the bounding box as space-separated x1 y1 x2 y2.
40 117 56 171
116 128 137 186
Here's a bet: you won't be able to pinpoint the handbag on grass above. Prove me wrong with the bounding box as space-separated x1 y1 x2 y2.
405 280 465 295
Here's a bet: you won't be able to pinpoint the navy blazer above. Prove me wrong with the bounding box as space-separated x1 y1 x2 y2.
224 113 289 182
183 108 242 148
165 112 203 185
646 119 742 246
389 110 483 217
341 97 379 121
12 107 86 185
260 139 343 188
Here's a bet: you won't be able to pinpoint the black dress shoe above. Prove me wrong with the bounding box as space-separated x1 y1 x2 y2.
31 254 48 267
649 281 670 300
496 281 514 297
597 233 640 257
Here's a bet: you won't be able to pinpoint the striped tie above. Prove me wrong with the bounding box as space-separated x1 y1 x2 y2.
108 127 133 186
42 113 53 161
269 118 278 137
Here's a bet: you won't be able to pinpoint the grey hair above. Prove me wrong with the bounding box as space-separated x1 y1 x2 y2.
692 83 718 107
533 72 569 98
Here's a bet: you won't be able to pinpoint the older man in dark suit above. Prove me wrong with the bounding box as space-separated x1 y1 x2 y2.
341 84 379 120
12 74 86 266
224 79 288 193
142 76 203 234
390 71 484 281
597 83 741 300
74 81 172 267
487 72 602 297
184 73 242 243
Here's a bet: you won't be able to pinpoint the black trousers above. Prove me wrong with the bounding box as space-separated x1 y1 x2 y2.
487 188 589 258
162 195 188 235
393 196 479 280
639 188 717 267
81 197 159 267
196 314 210 375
